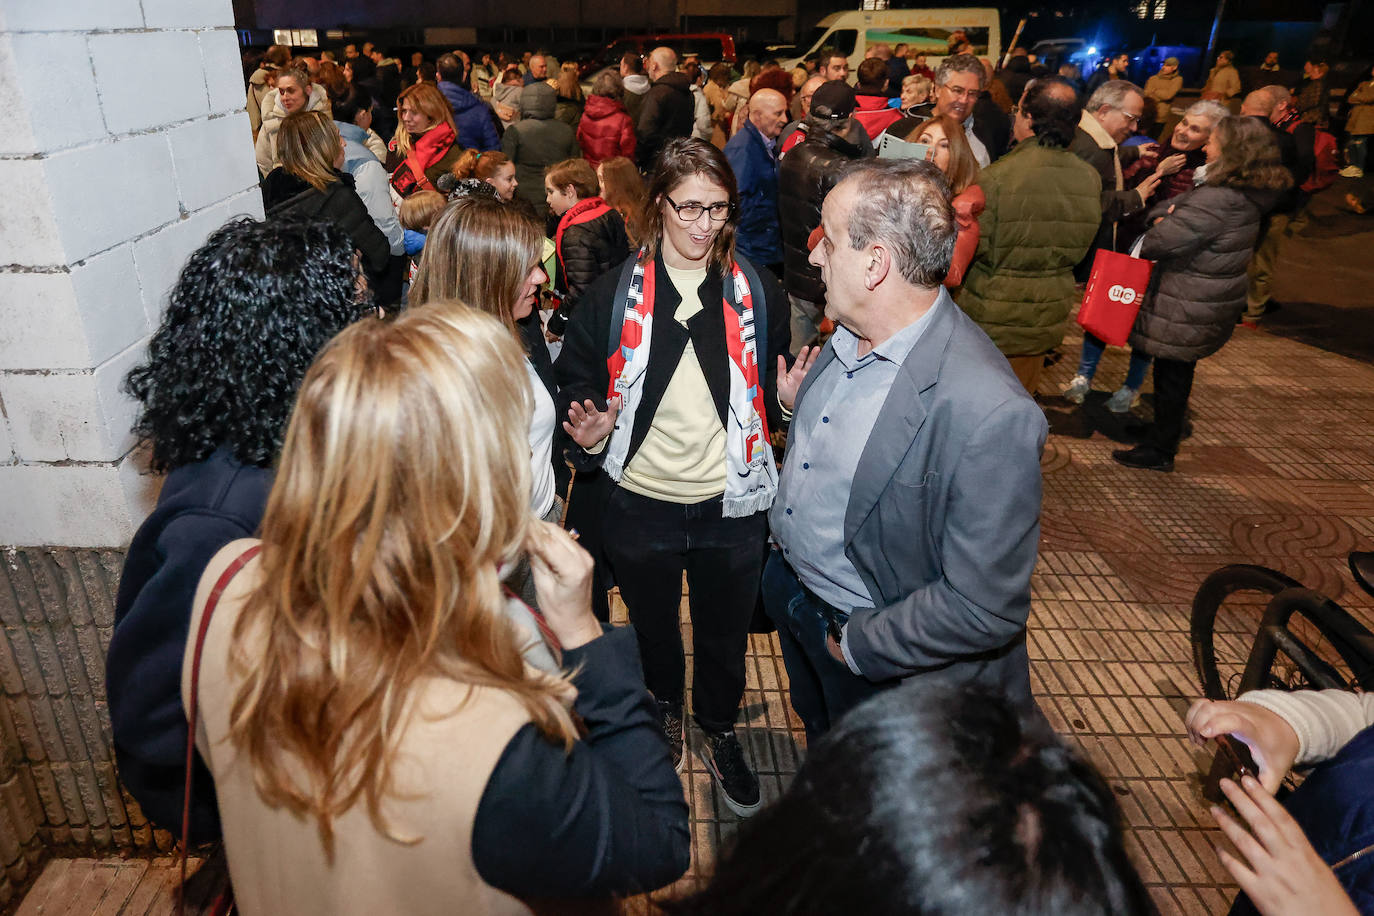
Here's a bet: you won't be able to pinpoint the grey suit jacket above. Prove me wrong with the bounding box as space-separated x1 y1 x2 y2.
794 289 1047 705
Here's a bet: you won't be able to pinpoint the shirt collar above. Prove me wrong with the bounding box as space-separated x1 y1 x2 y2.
831 292 945 370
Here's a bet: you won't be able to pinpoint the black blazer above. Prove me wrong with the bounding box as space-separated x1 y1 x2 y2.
554 252 790 474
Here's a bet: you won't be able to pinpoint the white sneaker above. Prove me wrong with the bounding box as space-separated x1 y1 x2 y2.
1062 374 1090 404
1340 166 1365 178
1106 386 1141 413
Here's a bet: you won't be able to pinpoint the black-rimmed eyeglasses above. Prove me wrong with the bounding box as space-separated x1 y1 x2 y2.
664 194 734 222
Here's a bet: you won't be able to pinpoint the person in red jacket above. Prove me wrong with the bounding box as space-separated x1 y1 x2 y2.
852 58 902 141
578 71 637 170
895 114 984 287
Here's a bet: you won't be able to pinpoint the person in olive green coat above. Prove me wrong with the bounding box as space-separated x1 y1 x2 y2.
956 78 1102 394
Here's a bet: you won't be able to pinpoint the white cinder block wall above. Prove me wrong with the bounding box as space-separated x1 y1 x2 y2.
0 0 264 547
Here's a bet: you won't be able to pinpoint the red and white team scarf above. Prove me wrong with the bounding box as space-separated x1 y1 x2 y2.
604 249 777 518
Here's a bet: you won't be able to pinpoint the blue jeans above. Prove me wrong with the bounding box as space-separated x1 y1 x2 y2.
1229 723 1374 915
761 550 888 744
1347 135 1370 172
1077 332 1152 389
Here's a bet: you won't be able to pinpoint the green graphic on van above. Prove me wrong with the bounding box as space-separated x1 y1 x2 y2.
864 27 989 57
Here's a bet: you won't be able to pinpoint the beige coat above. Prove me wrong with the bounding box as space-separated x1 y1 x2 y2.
184 541 537 916
254 84 333 176
1143 72 1183 122
1347 80 1374 136
1203 63 1241 100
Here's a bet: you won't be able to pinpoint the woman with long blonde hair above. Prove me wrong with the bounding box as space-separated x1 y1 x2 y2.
389 81 462 197
185 305 689 914
411 196 560 538
260 110 391 287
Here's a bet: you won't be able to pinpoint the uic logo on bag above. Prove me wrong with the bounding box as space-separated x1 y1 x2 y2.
1107 284 1139 305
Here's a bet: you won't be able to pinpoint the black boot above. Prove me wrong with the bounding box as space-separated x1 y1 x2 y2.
1112 445 1174 472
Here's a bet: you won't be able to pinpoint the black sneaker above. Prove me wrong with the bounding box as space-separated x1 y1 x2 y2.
700 729 761 817
657 700 685 774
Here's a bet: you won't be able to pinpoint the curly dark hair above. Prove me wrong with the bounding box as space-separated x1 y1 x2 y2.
124 217 365 473
1206 115 1293 192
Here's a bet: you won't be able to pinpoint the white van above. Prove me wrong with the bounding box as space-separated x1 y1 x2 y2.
782 8 1002 76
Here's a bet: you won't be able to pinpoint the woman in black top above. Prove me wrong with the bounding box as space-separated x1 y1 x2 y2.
260 110 391 288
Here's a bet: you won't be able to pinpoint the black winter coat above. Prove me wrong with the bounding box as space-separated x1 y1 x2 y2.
1129 185 1281 362
107 450 273 842
635 72 695 171
260 168 391 279
549 206 632 335
556 207 632 304
777 127 866 303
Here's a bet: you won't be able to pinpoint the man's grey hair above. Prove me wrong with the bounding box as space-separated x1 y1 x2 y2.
934 53 987 91
1086 79 1143 114
835 159 956 289
1184 99 1229 129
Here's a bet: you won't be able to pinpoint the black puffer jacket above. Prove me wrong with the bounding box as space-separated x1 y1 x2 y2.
1129 185 1280 362
635 72 695 171
777 126 866 303
260 168 391 279
549 204 632 335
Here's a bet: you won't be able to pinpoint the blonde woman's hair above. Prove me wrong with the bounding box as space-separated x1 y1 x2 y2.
410 195 542 334
229 304 578 852
392 81 458 156
278 110 341 191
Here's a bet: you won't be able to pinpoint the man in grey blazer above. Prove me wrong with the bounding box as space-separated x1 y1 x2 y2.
766 158 1047 742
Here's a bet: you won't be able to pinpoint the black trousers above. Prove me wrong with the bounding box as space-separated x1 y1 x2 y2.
602 486 766 734
1148 357 1197 456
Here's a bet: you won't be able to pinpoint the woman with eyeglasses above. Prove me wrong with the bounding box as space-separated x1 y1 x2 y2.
554 138 790 819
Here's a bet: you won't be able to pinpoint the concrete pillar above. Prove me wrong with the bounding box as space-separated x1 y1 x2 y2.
0 0 263 896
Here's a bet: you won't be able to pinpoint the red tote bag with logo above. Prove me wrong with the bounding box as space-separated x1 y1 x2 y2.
1076 245 1153 347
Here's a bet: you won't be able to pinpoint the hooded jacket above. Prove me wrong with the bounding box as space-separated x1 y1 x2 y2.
336 120 404 256
853 91 902 140
1129 185 1280 362
623 73 651 123
246 68 274 137
492 80 523 127
636 71 695 171
253 84 332 176
502 83 580 215
438 79 501 152
577 94 636 169
778 124 867 302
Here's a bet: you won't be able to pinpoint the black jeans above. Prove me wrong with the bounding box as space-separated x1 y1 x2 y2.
602 486 767 734
761 550 888 744
1148 357 1197 456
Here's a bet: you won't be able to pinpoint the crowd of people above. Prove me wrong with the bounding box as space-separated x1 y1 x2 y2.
97 37 1374 915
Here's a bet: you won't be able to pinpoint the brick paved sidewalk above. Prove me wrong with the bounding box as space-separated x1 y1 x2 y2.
18 320 1374 913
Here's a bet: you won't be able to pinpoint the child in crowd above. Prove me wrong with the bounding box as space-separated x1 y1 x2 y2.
544 158 630 336
398 190 446 285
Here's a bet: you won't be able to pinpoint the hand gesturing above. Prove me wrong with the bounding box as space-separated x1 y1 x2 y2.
563 397 620 449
